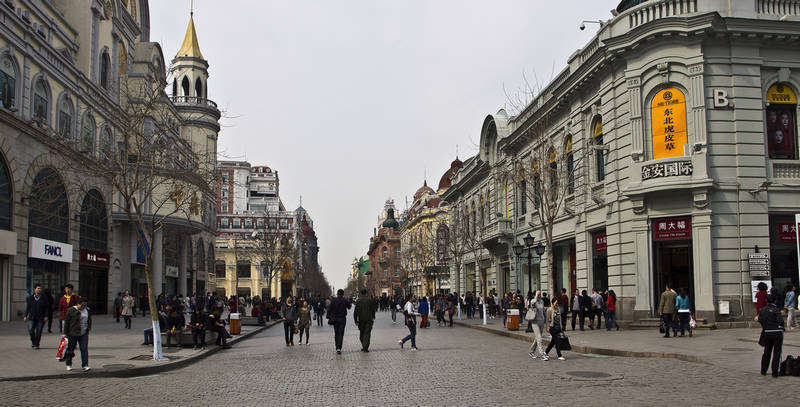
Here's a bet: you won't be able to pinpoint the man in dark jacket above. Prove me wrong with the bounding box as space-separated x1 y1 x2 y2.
24 284 50 349
63 297 91 371
759 294 785 377
166 308 186 348
327 289 351 354
354 289 377 352
579 290 592 331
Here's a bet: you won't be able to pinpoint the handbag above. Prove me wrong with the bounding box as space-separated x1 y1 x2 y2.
557 332 572 351
55 335 68 360
327 318 334 326
758 331 766 347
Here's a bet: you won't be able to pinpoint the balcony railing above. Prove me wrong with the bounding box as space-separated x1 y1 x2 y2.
627 0 698 29
169 96 218 109
772 160 800 179
758 0 800 15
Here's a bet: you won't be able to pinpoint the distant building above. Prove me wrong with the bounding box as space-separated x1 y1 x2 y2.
366 203 404 297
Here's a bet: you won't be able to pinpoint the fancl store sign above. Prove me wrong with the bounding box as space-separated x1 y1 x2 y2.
29 237 73 263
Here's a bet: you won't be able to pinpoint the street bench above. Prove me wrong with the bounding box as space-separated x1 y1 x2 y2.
160 329 212 347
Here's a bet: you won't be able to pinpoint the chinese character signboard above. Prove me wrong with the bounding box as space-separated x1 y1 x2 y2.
594 233 607 254
653 217 691 240
80 249 110 266
651 88 687 160
641 161 693 180
778 221 797 242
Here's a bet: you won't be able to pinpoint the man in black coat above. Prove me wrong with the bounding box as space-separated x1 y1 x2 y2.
759 294 785 377
354 289 377 352
327 289 351 354
24 284 50 349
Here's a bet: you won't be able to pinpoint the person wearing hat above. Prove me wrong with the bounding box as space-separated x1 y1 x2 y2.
327 289 351 354
63 297 92 371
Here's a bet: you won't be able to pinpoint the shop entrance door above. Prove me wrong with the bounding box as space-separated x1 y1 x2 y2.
653 243 694 312
79 267 108 314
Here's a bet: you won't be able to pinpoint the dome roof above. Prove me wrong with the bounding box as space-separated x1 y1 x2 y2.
381 208 399 229
413 181 436 201
437 157 463 191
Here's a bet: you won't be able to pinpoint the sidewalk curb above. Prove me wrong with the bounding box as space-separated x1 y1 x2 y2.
0 320 282 382
454 321 709 365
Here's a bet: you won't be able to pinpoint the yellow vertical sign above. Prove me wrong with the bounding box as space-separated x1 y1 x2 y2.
651 88 687 159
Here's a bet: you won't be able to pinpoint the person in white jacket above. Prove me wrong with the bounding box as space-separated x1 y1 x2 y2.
399 295 419 350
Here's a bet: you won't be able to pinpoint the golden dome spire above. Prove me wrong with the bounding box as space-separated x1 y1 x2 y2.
176 11 204 59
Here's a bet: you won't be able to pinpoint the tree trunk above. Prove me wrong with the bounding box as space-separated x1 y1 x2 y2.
144 259 166 360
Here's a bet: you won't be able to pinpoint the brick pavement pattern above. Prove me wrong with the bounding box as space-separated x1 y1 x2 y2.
0 312 793 406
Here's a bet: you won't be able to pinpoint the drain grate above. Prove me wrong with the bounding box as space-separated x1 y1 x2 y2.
91 355 114 359
721 347 755 352
567 371 612 379
102 364 134 371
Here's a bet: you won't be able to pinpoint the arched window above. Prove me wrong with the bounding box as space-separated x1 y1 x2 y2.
79 189 107 252
765 83 798 160
565 135 574 194
0 152 11 230
32 78 49 123
519 170 527 215
99 50 111 89
172 78 177 97
650 87 687 160
0 55 18 109
195 78 203 98
181 76 190 97
118 42 127 75
80 114 96 154
593 117 605 181
57 95 73 139
99 127 113 159
28 168 68 242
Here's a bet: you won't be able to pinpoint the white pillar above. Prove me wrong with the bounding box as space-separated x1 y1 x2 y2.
152 229 163 296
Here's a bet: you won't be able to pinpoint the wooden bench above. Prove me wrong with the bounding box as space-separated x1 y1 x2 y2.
160 329 213 347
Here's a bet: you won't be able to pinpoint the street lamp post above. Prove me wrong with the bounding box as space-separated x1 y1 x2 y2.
513 233 546 294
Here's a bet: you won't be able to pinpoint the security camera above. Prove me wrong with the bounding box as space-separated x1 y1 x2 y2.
579 23 586 31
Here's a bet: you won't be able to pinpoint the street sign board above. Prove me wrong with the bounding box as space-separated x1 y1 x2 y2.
748 252 770 277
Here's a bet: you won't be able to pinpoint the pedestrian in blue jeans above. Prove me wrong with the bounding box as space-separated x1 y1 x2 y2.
398 295 419 350
63 297 92 371
24 284 50 349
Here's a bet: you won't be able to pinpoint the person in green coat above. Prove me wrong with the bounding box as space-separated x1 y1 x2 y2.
354 289 377 352
657 282 678 338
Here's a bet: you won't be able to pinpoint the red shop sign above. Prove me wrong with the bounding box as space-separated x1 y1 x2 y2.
653 217 691 240
80 249 110 266
777 222 797 242
594 233 607 253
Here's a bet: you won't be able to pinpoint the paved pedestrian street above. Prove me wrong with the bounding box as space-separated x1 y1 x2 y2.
0 312 792 407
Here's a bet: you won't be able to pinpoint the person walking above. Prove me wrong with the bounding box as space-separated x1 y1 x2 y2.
121 290 134 329
390 296 398 324
281 296 299 346
543 298 566 361
758 294 784 377
354 289 377 352
63 297 91 371
418 296 429 329
314 296 325 327
675 288 692 337
399 295 419 351
527 291 547 360
113 292 123 323
755 282 768 315
570 289 580 331
24 284 49 349
327 289 351 354
58 284 80 334
525 292 537 333
605 290 620 331
579 290 592 331
298 300 312 345
558 288 569 330
658 282 678 338
590 288 604 330
784 284 797 331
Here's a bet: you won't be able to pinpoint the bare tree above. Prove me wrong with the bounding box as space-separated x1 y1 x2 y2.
443 210 468 295
251 216 295 299
65 75 216 360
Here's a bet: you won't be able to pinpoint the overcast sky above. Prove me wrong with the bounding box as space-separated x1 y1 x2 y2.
150 1 614 291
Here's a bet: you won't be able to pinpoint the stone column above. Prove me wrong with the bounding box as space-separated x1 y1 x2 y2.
627 77 644 161
692 212 715 322
152 229 163 295
632 218 652 321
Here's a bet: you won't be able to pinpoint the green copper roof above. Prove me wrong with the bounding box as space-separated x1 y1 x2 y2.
358 258 369 276
382 208 399 229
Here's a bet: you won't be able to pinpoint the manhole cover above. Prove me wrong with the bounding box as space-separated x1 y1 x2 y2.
92 355 114 359
722 347 755 352
567 371 612 379
102 364 134 371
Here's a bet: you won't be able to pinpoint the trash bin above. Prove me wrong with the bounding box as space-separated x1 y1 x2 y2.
230 313 241 335
507 309 520 331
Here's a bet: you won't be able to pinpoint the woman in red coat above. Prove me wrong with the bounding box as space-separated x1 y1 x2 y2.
755 282 769 315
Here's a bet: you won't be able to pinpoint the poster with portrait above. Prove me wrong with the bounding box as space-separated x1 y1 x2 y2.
766 106 797 159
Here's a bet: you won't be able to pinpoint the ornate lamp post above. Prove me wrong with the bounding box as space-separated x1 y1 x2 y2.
514 233 543 294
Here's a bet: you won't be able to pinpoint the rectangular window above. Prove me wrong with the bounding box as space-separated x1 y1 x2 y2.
221 188 228 198
245 219 253 228
269 219 276 229
237 261 251 278
596 135 605 182
0 69 16 109
221 173 229 183
232 218 241 228
220 218 229 228
257 219 264 228
520 180 527 215
215 262 226 278
280 219 288 229
221 201 228 213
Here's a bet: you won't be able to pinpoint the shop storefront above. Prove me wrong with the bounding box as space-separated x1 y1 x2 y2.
0 154 11 320
78 190 109 314
769 214 799 290
552 239 576 295
27 168 70 298
520 249 540 294
28 237 71 296
163 232 179 295
652 216 694 311
165 265 179 295
592 230 608 290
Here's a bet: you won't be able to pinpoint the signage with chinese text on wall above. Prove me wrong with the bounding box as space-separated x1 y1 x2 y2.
653 217 691 240
651 88 687 160
748 252 770 278
80 249 110 266
766 83 797 105
778 221 797 242
641 161 693 181
594 233 607 254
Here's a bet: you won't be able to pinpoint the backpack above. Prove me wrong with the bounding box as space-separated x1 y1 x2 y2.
789 355 800 376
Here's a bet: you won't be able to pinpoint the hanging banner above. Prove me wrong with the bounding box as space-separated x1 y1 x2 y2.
651 88 687 160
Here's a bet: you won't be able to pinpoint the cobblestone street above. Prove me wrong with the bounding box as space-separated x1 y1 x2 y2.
0 312 793 406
